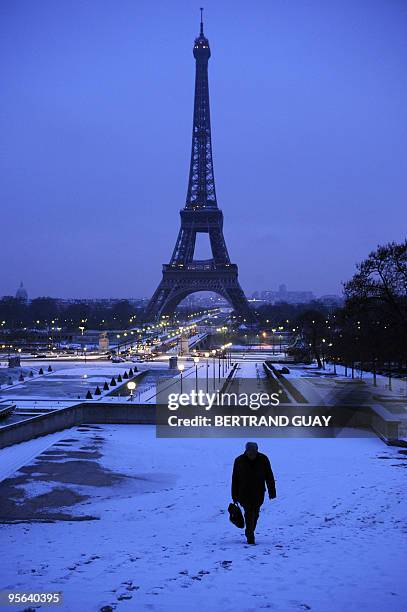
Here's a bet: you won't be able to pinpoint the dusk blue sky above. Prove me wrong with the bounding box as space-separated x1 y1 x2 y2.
1 0 406 299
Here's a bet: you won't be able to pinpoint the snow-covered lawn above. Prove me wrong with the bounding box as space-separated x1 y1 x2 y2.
0 426 406 612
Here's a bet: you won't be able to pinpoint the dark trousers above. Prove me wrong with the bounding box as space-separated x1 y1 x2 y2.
243 505 260 536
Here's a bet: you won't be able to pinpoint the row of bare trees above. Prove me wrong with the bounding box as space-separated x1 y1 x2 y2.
256 240 406 372
300 241 407 372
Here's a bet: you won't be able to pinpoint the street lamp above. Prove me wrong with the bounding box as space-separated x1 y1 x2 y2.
178 363 185 393
212 349 216 390
84 346 87 364
127 380 136 401
193 356 200 394
204 352 210 393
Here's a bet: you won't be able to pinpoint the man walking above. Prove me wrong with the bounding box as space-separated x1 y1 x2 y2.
231 442 276 544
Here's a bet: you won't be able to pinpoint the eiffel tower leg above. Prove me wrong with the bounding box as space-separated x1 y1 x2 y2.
145 279 200 322
144 279 173 322
222 283 256 321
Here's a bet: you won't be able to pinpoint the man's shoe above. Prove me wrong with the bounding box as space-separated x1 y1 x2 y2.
246 534 255 545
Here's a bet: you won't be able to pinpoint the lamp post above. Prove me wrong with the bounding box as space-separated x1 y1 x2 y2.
193 356 200 394
178 363 185 393
127 381 136 401
212 349 216 390
84 346 87 364
228 342 232 369
204 352 209 394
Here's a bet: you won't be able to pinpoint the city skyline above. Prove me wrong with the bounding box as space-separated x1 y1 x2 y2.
3 279 339 303
1 0 406 299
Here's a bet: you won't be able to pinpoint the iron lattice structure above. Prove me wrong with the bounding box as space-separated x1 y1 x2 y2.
144 14 254 322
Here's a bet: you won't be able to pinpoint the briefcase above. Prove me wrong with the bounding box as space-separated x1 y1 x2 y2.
228 502 244 528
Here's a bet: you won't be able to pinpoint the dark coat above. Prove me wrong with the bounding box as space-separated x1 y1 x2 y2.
232 452 276 507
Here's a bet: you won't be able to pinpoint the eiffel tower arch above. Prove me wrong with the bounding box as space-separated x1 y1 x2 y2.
144 12 254 323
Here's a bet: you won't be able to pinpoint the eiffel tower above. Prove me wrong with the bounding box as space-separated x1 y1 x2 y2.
144 11 253 322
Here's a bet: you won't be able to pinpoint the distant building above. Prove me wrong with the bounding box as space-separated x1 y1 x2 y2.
98 331 109 353
178 333 190 356
260 284 315 305
15 281 28 303
318 294 344 308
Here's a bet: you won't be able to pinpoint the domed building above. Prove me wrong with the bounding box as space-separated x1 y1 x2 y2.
15 281 28 303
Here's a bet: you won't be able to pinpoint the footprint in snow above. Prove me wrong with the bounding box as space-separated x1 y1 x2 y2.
117 593 132 601
120 580 139 592
84 555 100 564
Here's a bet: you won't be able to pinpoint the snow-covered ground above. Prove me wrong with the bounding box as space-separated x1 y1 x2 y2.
0 429 70 482
0 426 406 611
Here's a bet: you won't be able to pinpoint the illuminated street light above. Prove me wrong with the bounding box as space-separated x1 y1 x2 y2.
127 380 136 401
178 363 185 393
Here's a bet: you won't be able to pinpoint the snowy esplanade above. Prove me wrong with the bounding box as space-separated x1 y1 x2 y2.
0 426 406 611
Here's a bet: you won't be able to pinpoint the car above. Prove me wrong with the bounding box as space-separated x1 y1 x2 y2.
111 356 126 363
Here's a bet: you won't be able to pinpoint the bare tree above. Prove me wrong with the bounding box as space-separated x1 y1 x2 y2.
344 241 407 329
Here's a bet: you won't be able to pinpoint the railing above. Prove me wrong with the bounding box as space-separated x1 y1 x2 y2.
165 261 235 271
